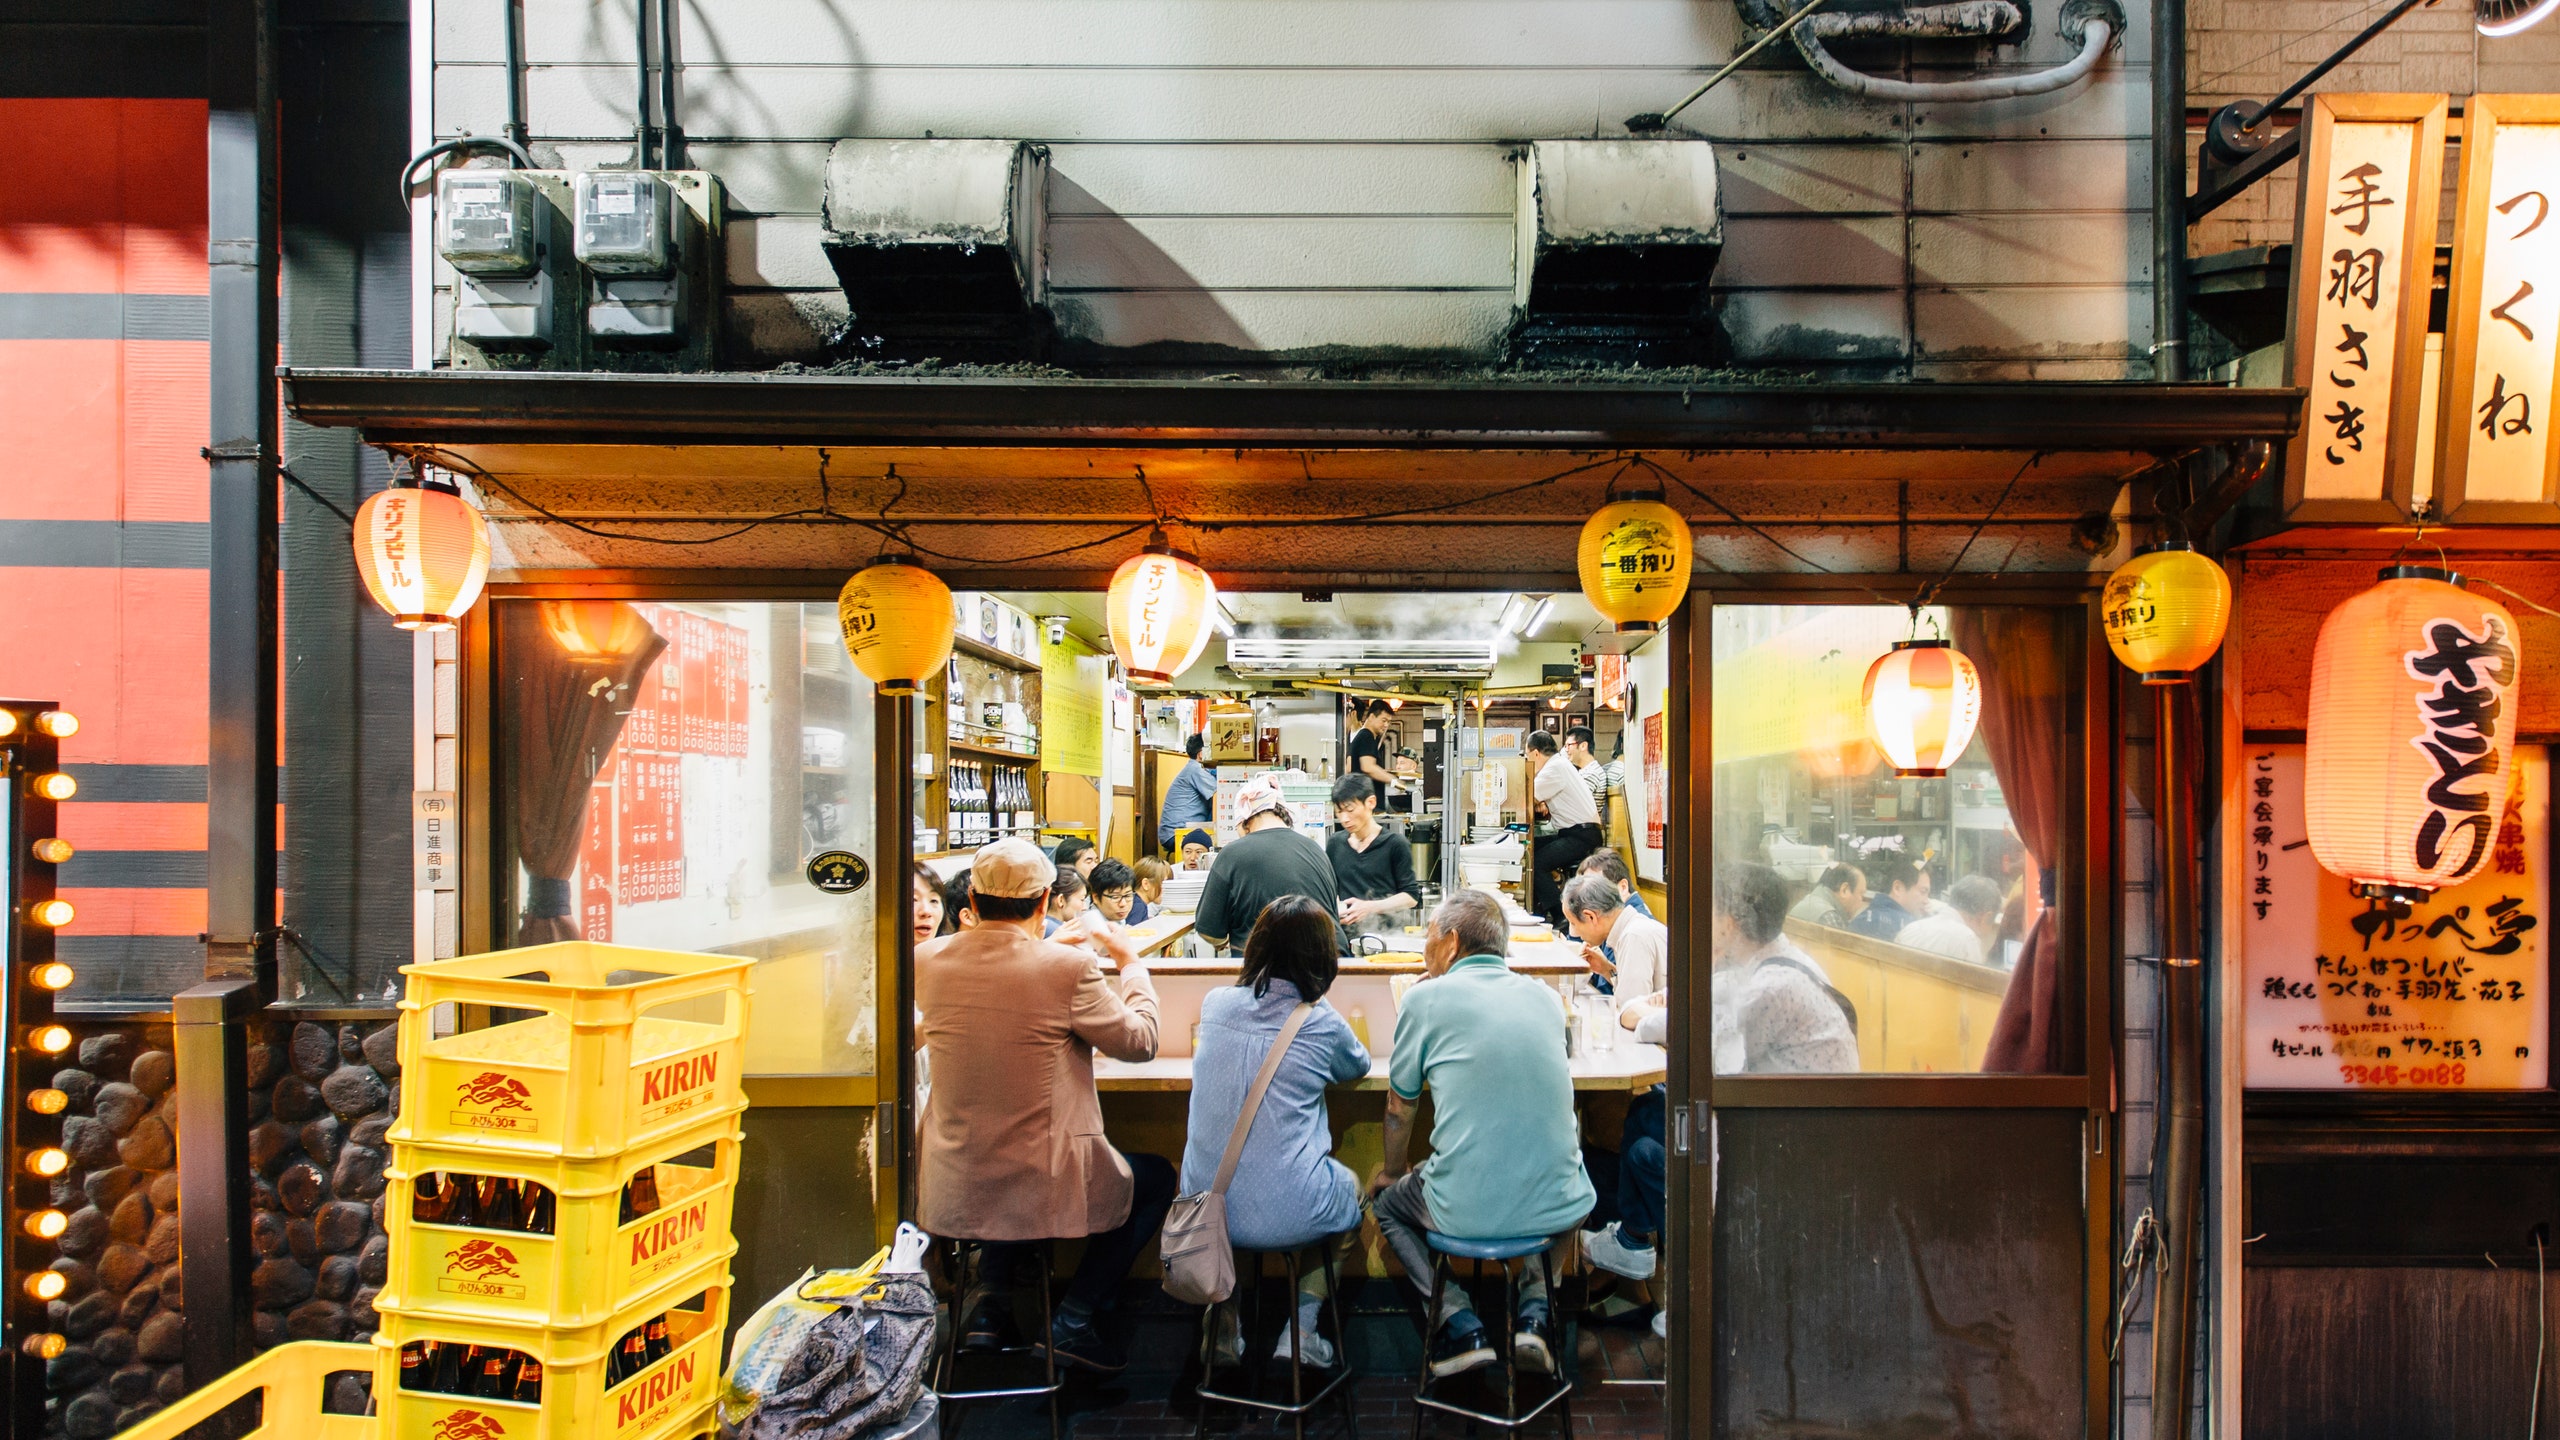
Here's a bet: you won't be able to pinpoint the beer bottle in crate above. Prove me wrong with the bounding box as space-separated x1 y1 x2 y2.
643 1315 672 1364
619 1166 661 1224
510 1356 544 1405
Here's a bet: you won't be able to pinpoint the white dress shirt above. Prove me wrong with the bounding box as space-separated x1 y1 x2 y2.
1535 752 1602 829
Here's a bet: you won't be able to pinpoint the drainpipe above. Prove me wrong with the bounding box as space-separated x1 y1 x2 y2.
2153 0 2189 382
190 0 279 1390
2149 678 2205 1440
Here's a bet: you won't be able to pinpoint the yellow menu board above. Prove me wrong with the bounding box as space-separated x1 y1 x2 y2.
1040 634 1109 778
2243 744 2549 1089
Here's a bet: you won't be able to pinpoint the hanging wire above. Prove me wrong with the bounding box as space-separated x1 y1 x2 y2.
2109 1207 2164 1362
277 463 355 527
1912 448 2042 610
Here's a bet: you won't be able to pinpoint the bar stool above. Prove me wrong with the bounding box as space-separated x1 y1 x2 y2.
932 1238 1063 1440
1195 1234 1357 1440
1412 1232 1573 1438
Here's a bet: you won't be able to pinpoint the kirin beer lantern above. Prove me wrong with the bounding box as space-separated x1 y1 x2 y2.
1106 535 1218 684
1578 497 1694 633
2306 566 2524 902
1862 639 1983 778
2102 544 2232 684
837 557 957 696
352 474 491 630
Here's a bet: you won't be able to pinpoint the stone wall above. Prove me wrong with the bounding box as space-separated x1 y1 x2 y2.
43 1013 401 1440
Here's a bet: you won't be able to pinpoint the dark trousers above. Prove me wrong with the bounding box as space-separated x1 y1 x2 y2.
981 1151 1179 1315
1581 1087 1666 1245
1533 823 1604 927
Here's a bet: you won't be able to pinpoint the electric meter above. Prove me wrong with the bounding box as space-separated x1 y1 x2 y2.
574 171 674 275
437 171 543 277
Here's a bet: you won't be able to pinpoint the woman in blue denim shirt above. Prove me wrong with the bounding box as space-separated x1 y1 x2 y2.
1182 896 1371 1369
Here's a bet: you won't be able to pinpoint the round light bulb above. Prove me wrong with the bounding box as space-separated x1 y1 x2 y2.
25 1148 70 1177
33 710 78 739
23 1209 66 1240
30 1024 72 1054
22 1333 67 1361
30 838 73 864
0 712 17 738
23 1271 66 1302
25 1089 67 1115
29 899 73 928
32 962 73 991
29 773 76 801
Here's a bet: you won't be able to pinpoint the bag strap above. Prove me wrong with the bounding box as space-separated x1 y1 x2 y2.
1209 1003 1316 1197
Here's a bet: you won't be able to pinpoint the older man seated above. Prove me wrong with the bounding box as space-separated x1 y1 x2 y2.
1372 890 1595 1378
915 837 1171 1374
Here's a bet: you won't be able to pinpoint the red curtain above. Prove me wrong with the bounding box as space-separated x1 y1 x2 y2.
501 604 667 944
1951 607 2080 1073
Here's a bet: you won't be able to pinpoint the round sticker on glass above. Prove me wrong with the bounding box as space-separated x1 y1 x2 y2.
805 850 871 895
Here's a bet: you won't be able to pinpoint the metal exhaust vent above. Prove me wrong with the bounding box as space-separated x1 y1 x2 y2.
821 139 1050 362
1508 140 1725 369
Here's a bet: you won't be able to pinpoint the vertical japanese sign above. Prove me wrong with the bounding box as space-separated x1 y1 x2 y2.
1643 711 1666 852
1041 634 1108 778
2284 94 2447 522
2438 94 2560 521
2245 744 2549 1090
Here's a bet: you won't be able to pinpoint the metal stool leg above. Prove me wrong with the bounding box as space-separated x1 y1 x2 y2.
1324 1236 1357 1440
1414 1256 1444 1440
1039 1241 1060 1440
1284 1246 1306 1440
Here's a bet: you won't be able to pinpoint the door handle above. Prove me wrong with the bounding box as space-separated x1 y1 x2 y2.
1672 1103 1692 1155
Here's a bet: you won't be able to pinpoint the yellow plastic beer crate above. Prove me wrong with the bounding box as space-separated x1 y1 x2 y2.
377 1110 743 1329
373 1279 729 1440
390 942 752 1160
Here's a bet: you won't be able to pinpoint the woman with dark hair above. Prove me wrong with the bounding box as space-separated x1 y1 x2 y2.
1181 895 1371 1370
941 869 976 932
912 871 948 942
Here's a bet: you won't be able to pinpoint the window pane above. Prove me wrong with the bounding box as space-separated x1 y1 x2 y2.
494 600 877 1076
1710 604 2079 1075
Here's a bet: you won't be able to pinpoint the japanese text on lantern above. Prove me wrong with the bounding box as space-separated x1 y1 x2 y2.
2245 745 2550 1090
2441 96 2560 513
2288 97 2444 513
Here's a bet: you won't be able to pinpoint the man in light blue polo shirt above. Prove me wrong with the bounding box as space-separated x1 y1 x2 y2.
1372 889 1595 1379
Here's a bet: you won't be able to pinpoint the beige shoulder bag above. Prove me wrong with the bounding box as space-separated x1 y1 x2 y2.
1158 1002 1315 1306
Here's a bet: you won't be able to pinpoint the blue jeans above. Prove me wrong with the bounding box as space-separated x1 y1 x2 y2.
1618 1088 1666 1244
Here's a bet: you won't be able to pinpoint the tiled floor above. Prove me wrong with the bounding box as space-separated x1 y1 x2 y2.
938 1279 1669 1439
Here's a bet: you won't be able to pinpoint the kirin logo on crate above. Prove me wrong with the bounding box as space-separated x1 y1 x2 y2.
439 1238 529 1300
635 1052 718 1127
615 1352 698 1435
627 1194 713 1287
451 1071 539 1133
429 1410 510 1440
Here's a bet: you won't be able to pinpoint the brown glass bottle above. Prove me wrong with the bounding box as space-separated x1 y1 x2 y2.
619 1166 661 1225
443 1174 480 1229
399 1341 432 1392
643 1315 672 1364
412 1175 453 1224
475 1347 513 1399
522 1181 556 1235
476 1176 523 1232
431 1343 473 1394
509 1356 544 1405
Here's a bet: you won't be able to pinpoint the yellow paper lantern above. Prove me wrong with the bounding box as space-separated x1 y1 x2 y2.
2306 567 2524 901
1578 498 1693 634
2102 544 2232 684
538 599 660 663
837 558 956 697
1107 541 1218 684
352 477 491 630
1861 639 1983 777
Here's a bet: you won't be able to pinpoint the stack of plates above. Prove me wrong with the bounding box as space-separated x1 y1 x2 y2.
1159 870 1210 913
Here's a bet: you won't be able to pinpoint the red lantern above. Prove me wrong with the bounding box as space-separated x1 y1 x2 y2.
2306 566 2524 901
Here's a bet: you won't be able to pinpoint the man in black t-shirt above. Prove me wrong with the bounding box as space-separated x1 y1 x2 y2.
1195 777 1340 953
1327 774 1422 939
1345 700 1406 813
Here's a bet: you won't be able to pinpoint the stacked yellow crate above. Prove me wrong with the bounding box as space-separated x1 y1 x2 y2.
370 943 753 1440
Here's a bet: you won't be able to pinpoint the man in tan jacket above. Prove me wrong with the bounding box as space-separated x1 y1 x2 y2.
916 837 1171 1373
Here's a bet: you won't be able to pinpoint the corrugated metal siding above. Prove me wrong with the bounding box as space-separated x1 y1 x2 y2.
428 0 2156 375
0 98 214 1003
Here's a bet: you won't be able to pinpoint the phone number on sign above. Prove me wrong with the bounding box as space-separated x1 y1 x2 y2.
2337 1062 2469 1086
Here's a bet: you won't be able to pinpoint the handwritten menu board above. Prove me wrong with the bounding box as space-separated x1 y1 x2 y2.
572 605 752 924
2244 744 2549 1090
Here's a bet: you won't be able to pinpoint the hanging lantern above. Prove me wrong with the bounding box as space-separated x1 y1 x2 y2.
1106 536 1218 684
352 474 491 630
2306 566 2524 902
538 599 659 664
837 557 956 696
1578 496 1693 634
1862 639 1983 777
2102 543 2232 684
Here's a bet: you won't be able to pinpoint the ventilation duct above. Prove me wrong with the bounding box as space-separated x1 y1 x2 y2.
1508 140 1724 368
821 139 1050 361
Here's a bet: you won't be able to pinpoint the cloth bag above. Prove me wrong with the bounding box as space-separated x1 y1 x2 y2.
1158 1002 1314 1305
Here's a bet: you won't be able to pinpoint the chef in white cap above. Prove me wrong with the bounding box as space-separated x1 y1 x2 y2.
1195 776 1340 954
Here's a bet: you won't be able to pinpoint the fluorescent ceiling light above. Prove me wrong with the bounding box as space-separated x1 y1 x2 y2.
1494 594 1528 634
1521 597 1555 636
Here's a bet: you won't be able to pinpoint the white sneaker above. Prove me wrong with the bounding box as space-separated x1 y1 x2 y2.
1582 1223 1659 1280
1652 1308 1668 1340
1272 1318 1336 1369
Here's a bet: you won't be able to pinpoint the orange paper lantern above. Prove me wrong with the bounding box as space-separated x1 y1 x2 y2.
538 599 660 663
1107 541 1218 684
2306 566 2524 901
2102 543 2232 684
1578 497 1693 634
352 477 491 630
1861 639 1982 777
837 558 956 696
